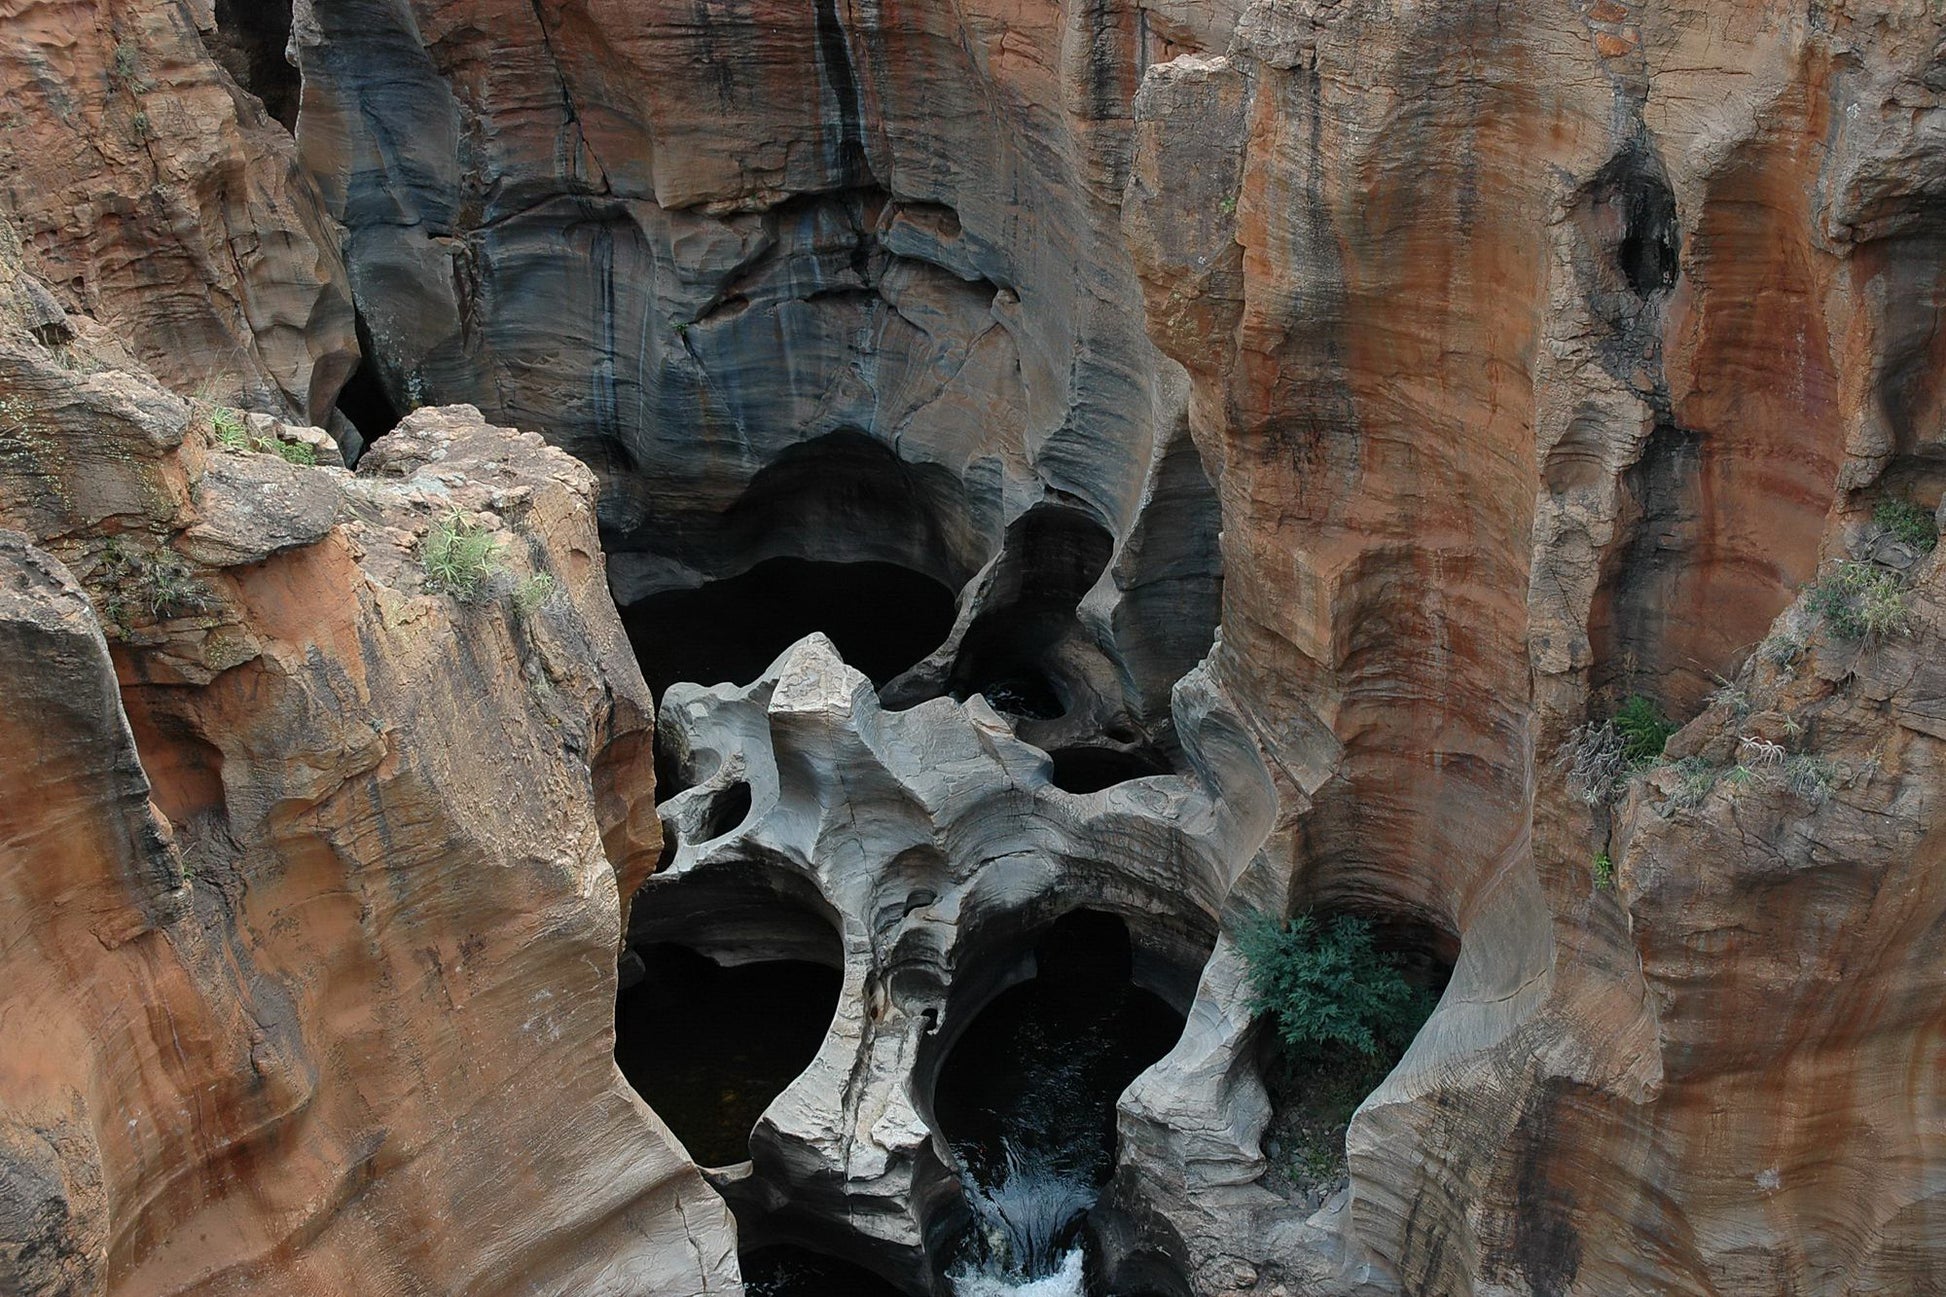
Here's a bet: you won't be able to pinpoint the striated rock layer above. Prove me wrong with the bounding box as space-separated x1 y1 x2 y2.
0 224 733 1295
2 1 1945 1295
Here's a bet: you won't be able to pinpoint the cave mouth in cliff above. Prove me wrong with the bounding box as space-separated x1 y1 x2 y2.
615 943 841 1168
1047 745 1170 795
947 505 1115 722
210 0 300 132
1595 147 1680 299
621 557 957 700
929 911 1187 1282
739 1244 913 1297
333 308 406 455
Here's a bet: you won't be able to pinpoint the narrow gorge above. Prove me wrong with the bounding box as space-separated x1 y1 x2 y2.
1 2 1943 1296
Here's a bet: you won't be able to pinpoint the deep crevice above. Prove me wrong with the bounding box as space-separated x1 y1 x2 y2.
209 0 300 132
335 309 406 454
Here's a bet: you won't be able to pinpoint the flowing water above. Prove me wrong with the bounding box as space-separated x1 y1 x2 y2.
934 915 1186 1297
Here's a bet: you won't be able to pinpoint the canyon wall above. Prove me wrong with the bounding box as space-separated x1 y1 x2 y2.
0 0 1943 1294
0 224 733 1295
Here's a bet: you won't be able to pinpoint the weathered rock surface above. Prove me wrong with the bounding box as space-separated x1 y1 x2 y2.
0 226 732 1295
287 0 1225 746
3 1 1946 1295
0 2 356 425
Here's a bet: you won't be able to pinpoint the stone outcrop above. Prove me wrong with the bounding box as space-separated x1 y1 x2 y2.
2 1 1945 1295
0 1 356 425
0 224 732 1295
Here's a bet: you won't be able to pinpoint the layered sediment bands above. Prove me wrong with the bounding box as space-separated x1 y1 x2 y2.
1122 2 1946 1294
289 0 1224 742
0 4 354 425
0 228 733 1294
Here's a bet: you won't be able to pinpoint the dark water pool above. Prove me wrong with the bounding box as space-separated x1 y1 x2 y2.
614 944 840 1167
741 1245 911 1297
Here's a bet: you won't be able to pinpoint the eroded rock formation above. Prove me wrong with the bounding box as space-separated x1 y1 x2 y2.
0 224 732 1295
1 0 1944 1295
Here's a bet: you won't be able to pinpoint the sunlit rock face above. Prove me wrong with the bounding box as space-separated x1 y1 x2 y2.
0 222 733 1296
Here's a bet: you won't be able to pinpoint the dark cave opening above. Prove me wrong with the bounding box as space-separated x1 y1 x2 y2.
1594 146 1680 300
615 943 841 1168
1047 746 1170 795
949 505 1114 722
333 312 406 453
740 1244 911 1297
621 557 957 701
698 781 752 842
210 0 300 132
930 911 1186 1284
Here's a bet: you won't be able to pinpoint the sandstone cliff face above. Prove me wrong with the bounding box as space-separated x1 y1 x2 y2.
2 1 1945 1296
1120 2 1946 1294
0 1 356 424
0 226 732 1295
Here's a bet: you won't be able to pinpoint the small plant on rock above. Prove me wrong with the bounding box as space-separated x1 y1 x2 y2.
513 571 557 615
208 407 250 451
1873 498 1938 552
1592 852 1614 891
421 511 502 601
274 439 316 466
1783 754 1834 804
1613 695 1676 762
136 548 200 620
1665 756 1720 812
1808 562 1910 642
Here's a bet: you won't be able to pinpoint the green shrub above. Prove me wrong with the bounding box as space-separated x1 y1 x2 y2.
1873 498 1938 552
274 439 316 466
1240 911 1437 1197
1237 911 1433 1061
421 512 502 601
1807 562 1909 642
1612 695 1676 763
208 407 250 451
1592 852 1614 890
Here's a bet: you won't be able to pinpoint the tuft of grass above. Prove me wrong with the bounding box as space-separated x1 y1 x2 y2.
1807 562 1910 642
136 549 200 620
1665 756 1720 812
1783 754 1834 804
208 407 250 451
1873 498 1938 552
1613 695 1676 763
421 511 502 601
513 571 557 615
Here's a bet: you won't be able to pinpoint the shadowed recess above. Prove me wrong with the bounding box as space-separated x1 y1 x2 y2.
615 943 842 1167
621 557 956 699
741 1244 913 1297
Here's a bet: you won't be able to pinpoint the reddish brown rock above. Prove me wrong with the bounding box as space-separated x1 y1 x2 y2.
0 227 732 1296
0 2 355 425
